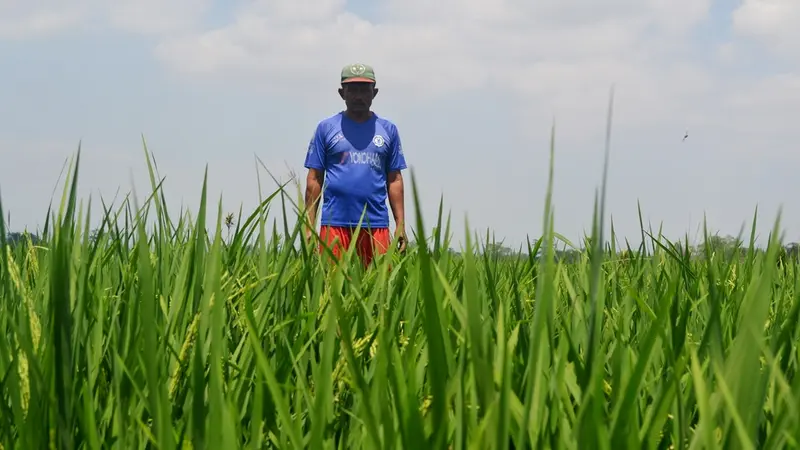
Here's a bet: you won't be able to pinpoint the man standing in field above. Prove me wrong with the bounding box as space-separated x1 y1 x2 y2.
303 63 408 267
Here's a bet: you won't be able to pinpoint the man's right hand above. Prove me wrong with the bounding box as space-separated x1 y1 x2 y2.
304 168 323 246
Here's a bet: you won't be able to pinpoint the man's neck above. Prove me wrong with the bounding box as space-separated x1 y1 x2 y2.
344 110 373 123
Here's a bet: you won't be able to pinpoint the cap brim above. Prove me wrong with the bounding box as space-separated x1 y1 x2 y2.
342 77 375 83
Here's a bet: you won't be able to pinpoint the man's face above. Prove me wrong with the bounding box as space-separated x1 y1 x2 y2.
339 82 378 112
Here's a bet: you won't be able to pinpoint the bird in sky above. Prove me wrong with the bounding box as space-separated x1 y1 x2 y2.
683 130 689 142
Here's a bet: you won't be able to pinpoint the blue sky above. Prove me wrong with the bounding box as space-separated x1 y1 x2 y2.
1 0 799 249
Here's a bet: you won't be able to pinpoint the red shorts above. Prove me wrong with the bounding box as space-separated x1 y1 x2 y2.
318 225 391 267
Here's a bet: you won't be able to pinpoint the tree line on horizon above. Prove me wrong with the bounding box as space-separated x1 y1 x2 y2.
5 229 800 265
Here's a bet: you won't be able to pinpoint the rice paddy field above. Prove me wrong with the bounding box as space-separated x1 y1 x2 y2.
1 140 799 449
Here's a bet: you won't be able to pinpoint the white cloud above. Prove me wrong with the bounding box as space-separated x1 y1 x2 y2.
2 1 797 161
0 0 209 38
154 0 714 95
0 1 88 39
145 0 719 152
108 0 212 35
723 73 800 141
733 0 800 59
146 0 800 155
2 0 795 142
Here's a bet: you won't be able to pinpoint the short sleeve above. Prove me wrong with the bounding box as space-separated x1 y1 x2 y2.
387 124 407 172
304 123 327 170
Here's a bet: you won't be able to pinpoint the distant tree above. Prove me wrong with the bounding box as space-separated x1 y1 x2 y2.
785 242 800 259
5 231 41 246
484 242 515 259
778 242 800 266
555 248 582 263
693 234 742 259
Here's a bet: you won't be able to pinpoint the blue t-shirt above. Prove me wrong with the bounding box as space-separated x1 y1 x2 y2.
304 112 407 228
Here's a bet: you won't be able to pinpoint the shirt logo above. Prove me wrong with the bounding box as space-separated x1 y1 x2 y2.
343 151 382 169
372 135 385 147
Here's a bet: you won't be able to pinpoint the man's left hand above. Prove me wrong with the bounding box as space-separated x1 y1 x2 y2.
395 228 407 253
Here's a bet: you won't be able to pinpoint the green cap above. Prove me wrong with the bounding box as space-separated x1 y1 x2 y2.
341 63 376 84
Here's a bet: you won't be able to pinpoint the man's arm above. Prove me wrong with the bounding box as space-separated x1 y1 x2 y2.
303 121 327 237
305 168 324 235
387 170 405 246
386 123 408 250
